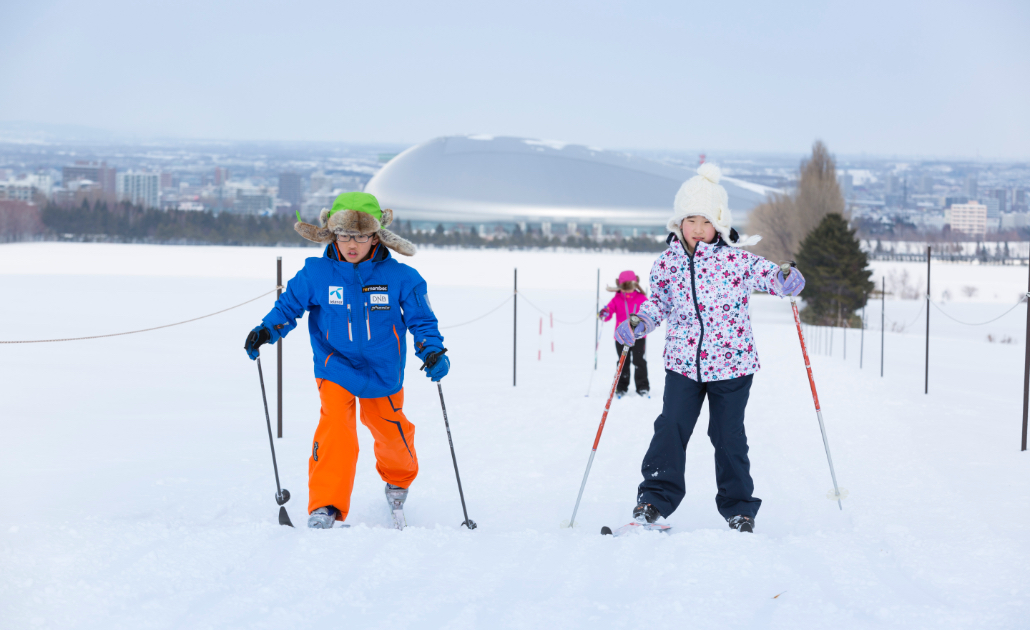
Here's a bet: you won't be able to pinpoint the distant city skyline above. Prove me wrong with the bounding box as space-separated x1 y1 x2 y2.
2 0 1028 159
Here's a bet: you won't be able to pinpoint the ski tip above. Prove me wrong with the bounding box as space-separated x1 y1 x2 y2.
600 526 613 536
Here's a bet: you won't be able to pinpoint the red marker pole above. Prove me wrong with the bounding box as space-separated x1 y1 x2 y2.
568 320 635 528
538 316 543 361
781 264 843 510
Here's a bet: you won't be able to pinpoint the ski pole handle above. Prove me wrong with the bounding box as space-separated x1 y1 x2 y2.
625 314 642 347
779 262 799 303
420 347 448 371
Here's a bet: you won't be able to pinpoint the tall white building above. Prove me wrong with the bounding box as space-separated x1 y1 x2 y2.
116 171 160 209
947 202 987 237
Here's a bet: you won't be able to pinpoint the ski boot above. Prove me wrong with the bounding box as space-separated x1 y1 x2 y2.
386 483 408 530
308 505 338 529
637 389 650 398
727 515 754 533
615 388 628 400
633 503 659 524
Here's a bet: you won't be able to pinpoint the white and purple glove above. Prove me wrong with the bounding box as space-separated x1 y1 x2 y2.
614 313 656 346
775 266 806 297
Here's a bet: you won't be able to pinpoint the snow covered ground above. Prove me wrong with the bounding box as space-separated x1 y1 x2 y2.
1 243 1028 629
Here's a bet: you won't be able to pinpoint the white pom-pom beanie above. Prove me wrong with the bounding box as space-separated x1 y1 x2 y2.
666 163 761 248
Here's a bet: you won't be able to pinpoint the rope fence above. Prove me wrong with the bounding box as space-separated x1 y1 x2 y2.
0 286 283 344
515 290 596 325
439 295 514 330
883 300 926 331
0 286 598 343
797 292 1030 368
929 296 1028 327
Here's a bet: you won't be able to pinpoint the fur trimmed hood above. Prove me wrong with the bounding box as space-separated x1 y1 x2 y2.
294 193 417 256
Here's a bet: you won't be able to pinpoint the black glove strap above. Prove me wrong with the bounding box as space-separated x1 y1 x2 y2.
420 347 448 371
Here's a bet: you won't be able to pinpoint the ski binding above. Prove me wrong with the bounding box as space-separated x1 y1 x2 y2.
601 522 672 537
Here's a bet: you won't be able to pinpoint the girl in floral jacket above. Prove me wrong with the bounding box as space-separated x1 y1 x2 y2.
614 163 805 533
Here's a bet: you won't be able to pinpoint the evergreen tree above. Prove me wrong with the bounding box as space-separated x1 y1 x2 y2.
794 213 874 326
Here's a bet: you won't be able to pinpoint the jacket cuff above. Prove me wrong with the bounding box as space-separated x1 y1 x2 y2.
637 312 657 335
259 320 285 344
415 344 443 363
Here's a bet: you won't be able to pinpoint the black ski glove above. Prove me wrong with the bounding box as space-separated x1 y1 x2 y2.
245 326 272 360
420 348 450 382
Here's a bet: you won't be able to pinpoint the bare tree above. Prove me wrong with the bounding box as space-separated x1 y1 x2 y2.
748 140 844 263
747 193 797 264
795 140 845 231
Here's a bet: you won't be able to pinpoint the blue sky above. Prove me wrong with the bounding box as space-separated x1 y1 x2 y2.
1 0 1027 158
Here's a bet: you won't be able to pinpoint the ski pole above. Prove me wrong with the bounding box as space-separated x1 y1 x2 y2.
780 263 844 510
421 349 477 530
256 356 293 526
568 316 635 528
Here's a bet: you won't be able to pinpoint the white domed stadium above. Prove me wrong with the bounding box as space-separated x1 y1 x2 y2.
365 135 775 232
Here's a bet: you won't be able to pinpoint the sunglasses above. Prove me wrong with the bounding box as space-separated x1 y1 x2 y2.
337 233 373 243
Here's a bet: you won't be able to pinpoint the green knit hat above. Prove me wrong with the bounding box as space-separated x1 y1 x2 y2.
295 191 383 224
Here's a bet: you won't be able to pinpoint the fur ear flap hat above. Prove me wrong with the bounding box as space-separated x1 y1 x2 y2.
667 163 761 248
606 270 646 294
295 191 417 256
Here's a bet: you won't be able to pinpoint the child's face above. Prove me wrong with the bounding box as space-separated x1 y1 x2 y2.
680 216 717 249
337 232 379 263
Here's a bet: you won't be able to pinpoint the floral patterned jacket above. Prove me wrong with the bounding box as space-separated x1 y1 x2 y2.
638 236 784 382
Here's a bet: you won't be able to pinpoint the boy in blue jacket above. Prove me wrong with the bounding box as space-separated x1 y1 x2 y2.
244 192 449 529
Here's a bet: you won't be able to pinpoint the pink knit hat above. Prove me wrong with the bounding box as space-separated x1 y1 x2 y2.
617 270 637 284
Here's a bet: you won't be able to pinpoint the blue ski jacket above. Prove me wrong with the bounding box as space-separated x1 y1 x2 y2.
260 244 443 399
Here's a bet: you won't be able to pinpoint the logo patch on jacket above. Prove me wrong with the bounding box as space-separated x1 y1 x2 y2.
328 286 344 305
371 305 390 311
369 293 389 305
362 285 388 292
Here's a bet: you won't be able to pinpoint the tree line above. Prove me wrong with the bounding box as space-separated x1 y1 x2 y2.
4 199 668 252
39 200 306 246
392 222 667 252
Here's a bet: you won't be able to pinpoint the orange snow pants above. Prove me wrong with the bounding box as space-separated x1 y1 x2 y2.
308 379 418 521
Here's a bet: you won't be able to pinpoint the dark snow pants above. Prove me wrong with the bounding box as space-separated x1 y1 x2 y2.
636 370 761 520
614 340 649 394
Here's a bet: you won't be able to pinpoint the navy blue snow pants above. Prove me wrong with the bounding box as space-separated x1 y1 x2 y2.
636 370 761 520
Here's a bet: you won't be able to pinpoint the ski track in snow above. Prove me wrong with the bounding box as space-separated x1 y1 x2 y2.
1 243 1028 629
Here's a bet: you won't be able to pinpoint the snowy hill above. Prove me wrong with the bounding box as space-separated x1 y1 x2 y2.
1 243 1028 629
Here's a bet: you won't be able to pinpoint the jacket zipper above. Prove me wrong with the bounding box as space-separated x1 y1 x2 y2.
353 262 373 341
688 249 705 382
347 304 353 341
